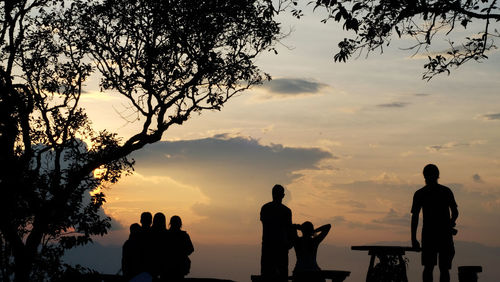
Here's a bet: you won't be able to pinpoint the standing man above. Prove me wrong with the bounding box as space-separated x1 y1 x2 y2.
411 164 459 282
260 184 294 281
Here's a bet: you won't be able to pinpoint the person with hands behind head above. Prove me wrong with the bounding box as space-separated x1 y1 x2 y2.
292 221 331 282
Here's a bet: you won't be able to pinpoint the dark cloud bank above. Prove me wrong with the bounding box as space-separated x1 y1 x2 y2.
130 134 334 236
131 134 333 187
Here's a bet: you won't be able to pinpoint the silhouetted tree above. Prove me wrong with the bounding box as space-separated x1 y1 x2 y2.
0 0 280 281
287 0 499 79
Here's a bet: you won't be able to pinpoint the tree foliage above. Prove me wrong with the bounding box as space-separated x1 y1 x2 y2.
299 0 500 79
0 0 280 280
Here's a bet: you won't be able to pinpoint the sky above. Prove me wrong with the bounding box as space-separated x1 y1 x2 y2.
68 5 500 282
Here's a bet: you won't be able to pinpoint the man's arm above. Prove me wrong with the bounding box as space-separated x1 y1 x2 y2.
411 212 420 249
410 191 421 249
314 224 331 243
450 205 458 227
450 190 459 227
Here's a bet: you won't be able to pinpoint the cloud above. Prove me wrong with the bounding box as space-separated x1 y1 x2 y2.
414 93 431 97
256 78 328 98
328 209 409 233
129 134 334 239
376 102 410 108
472 173 483 183
372 209 410 227
335 200 366 209
371 172 404 185
426 140 486 152
329 215 383 230
480 113 500 121
132 134 333 183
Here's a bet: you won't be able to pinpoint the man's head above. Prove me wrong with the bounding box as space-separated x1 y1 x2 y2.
140 212 152 228
129 223 141 239
272 184 285 202
423 164 439 184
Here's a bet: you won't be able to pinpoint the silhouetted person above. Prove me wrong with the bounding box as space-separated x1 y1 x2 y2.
140 212 154 274
411 164 459 282
260 184 294 280
165 215 194 281
151 212 169 281
292 222 331 282
123 223 148 281
141 212 153 231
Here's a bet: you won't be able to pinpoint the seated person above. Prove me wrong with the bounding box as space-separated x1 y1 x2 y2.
122 223 150 281
165 215 194 280
292 222 331 282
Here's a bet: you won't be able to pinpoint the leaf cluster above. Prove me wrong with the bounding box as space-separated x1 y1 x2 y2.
304 0 500 79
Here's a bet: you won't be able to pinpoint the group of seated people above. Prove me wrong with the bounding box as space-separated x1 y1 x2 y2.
122 212 194 282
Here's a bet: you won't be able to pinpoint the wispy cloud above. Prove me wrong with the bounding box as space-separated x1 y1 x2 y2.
372 209 410 227
479 113 500 121
256 78 328 99
335 200 366 209
376 102 410 108
329 215 382 230
426 140 486 152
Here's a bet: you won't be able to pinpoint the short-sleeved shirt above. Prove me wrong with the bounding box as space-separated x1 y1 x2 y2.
411 184 457 245
260 201 292 246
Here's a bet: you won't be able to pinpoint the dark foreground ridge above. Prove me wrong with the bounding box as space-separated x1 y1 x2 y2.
66 274 235 282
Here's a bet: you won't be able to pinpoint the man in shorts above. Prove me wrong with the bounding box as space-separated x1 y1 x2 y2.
260 184 294 281
411 164 459 282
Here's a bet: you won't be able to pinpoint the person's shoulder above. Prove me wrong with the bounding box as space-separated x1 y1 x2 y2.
437 183 452 190
261 201 273 210
414 185 427 196
281 203 291 211
437 183 455 195
276 202 291 214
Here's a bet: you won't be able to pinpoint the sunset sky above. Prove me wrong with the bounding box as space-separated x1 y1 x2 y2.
69 6 500 282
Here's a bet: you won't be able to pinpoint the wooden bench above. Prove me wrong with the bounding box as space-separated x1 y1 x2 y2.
251 270 351 282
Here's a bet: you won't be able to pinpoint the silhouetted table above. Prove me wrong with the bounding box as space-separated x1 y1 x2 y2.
351 245 420 282
458 266 482 282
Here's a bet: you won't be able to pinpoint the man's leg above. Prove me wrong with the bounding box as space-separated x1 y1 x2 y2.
261 244 273 276
438 244 454 282
439 266 450 282
276 247 289 282
422 247 437 282
423 265 434 282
